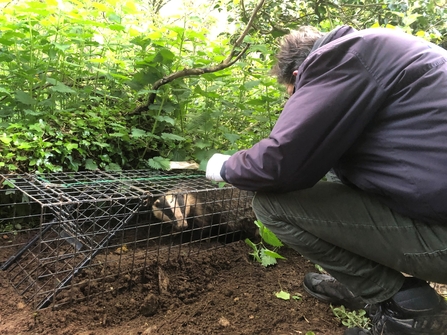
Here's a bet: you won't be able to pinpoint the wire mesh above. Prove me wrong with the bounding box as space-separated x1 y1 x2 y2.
0 170 255 310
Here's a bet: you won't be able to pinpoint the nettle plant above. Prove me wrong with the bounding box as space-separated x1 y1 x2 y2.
245 220 286 267
0 0 284 173
0 0 146 172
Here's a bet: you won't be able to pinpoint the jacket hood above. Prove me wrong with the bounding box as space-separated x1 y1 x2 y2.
311 25 357 52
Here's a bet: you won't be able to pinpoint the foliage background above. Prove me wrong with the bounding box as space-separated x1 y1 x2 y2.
0 0 446 173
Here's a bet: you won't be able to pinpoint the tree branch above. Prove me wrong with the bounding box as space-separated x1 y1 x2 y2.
130 0 265 115
131 44 250 115
233 0 265 47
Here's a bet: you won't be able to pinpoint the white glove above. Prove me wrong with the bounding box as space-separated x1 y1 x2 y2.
206 154 231 182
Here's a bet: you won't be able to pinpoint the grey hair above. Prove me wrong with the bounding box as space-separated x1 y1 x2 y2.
271 26 324 85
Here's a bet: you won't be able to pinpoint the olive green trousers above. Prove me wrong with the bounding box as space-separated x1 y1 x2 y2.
252 181 447 304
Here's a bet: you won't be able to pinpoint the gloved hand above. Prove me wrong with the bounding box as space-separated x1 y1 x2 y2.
206 153 231 182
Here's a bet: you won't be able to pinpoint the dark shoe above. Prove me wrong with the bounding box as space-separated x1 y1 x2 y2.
344 328 371 335
344 277 447 335
303 272 369 311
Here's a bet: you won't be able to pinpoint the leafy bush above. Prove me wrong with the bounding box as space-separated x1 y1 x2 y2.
0 0 283 173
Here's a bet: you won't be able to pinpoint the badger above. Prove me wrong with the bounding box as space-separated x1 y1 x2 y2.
151 187 258 238
151 189 208 231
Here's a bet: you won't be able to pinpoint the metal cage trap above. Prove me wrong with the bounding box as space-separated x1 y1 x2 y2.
0 170 256 310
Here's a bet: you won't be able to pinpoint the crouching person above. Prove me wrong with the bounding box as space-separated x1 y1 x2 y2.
206 25 447 335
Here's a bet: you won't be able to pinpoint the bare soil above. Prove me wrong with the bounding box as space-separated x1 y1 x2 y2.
0 241 346 335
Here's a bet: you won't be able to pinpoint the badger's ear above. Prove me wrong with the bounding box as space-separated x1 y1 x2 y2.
152 197 166 209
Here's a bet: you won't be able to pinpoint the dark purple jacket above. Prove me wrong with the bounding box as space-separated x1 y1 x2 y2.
221 26 447 224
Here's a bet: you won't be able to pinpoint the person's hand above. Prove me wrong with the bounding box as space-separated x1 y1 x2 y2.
206 154 231 182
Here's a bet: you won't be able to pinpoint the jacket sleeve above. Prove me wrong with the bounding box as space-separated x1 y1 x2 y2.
222 48 387 192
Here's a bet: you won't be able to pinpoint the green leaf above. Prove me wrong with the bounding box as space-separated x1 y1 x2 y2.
244 238 258 252
54 43 71 51
17 142 33 150
110 132 124 138
251 45 270 54
66 155 80 172
153 115 175 125
185 30 207 41
263 249 286 260
169 26 185 35
89 58 107 64
24 109 44 116
110 72 130 80
0 134 11 145
109 24 125 31
224 133 240 144
131 128 147 138
148 156 170 170
50 83 77 94
275 290 290 300
195 140 211 149
244 238 261 263
92 2 110 11
261 229 284 247
157 48 175 62
243 80 261 90
260 249 277 267
0 107 14 119
255 220 283 247
85 159 98 170
0 87 11 95
105 163 121 171
15 91 35 105
161 133 185 141
65 143 78 151
108 13 122 23
29 122 45 132
130 36 152 49
292 293 302 300
128 71 161 89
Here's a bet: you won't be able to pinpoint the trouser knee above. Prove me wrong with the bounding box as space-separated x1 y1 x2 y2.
251 192 273 221
251 192 264 211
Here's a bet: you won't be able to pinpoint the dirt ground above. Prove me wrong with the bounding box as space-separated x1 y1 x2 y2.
0 241 348 335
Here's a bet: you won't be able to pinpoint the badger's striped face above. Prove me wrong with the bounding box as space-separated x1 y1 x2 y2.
152 193 190 230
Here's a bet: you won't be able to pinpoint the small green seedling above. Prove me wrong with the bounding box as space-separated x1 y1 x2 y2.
245 220 285 267
292 294 302 300
331 305 371 329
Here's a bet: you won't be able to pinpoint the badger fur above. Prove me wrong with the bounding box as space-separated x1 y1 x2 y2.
151 187 257 238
